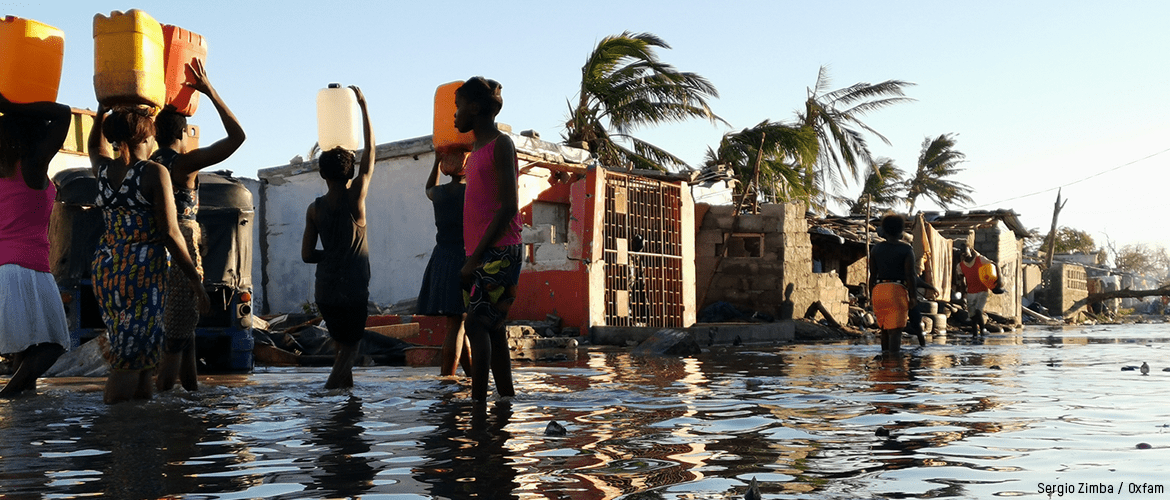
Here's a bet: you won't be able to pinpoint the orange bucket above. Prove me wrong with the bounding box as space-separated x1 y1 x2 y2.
872 283 909 330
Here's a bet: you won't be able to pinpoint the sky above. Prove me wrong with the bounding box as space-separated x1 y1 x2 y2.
8 1 1170 257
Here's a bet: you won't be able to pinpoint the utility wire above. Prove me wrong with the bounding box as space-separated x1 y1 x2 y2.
971 146 1170 209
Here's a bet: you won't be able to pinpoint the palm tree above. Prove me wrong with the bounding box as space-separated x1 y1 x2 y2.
838 157 906 215
905 133 975 213
564 32 725 171
796 66 915 208
703 120 819 208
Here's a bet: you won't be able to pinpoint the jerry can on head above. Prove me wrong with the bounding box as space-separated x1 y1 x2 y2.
93 9 165 108
0 16 65 103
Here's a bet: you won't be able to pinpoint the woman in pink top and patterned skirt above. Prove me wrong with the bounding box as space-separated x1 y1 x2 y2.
0 92 72 397
453 77 523 403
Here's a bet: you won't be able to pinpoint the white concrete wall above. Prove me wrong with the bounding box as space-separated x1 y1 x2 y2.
257 137 436 315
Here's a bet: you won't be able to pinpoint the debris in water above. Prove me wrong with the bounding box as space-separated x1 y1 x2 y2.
544 421 567 436
744 476 761 500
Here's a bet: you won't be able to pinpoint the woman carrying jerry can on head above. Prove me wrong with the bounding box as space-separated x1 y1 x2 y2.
454 76 522 403
301 84 374 391
0 90 73 398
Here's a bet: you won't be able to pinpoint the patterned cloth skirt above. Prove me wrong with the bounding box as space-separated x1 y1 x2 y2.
164 219 203 353
92 208 168 371
416 244 466 316
0 264 70 354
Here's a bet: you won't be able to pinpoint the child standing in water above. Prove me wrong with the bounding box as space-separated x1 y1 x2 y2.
417 151 473 377
301 86 373 390
454 77 522 402
153 60 246 392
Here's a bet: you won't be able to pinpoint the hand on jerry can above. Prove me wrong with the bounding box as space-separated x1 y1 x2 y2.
978 262 998 289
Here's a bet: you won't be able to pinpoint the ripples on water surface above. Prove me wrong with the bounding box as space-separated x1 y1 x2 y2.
3 324 1170 498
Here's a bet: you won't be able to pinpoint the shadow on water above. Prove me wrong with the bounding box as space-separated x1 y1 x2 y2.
416 396 518 499
3 324 1170 498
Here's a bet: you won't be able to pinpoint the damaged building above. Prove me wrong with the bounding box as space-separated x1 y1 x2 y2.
253 130 700 336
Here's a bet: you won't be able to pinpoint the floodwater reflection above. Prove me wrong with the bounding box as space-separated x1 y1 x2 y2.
2 324 1169 498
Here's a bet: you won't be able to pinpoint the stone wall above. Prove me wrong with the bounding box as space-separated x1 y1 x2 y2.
1022 263 1043 303
1045 263 1088 319
696 202 849 324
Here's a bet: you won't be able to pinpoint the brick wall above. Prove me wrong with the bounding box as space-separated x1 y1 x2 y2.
973 223 1023 324
1045 263 1088 319
696 202 849 323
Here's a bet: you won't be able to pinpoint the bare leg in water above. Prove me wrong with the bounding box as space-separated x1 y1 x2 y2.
325 340 361 390
440 314 473 377
105 368 151 404
880 329 901 355
157 343 199 392
1 343 65 397
178 345 198 390
468 315 515 402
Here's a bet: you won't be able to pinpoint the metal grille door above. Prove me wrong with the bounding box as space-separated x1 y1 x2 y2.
603 173 684 327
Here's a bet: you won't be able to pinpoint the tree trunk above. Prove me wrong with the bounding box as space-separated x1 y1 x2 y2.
1069 284 1170 312
1043 189 1067 269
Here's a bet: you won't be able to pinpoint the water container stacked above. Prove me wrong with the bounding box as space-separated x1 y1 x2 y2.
93 9 164 110
161 24 206 116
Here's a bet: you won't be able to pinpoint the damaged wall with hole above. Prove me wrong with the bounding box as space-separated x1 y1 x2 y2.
695 202 850 324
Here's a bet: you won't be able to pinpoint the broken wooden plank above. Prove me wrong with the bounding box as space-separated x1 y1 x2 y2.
367 323 420 340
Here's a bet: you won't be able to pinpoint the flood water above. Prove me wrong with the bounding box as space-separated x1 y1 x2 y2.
3 324 1170 499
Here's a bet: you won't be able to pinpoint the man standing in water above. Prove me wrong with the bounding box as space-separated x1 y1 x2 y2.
958 246 1003 335
301 86 373 390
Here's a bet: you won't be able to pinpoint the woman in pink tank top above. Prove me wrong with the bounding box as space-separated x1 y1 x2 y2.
454 77 523 403
0 92 73 397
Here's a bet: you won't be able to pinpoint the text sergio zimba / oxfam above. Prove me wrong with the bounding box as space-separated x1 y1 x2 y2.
1038 482 1164 496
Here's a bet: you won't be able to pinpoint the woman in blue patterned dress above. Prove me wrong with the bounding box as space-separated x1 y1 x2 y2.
87 104 209 404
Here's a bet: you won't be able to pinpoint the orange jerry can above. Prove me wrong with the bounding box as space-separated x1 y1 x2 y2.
0 16 65 103
433 81 475 154
161 24 206 116
93 9 165 108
